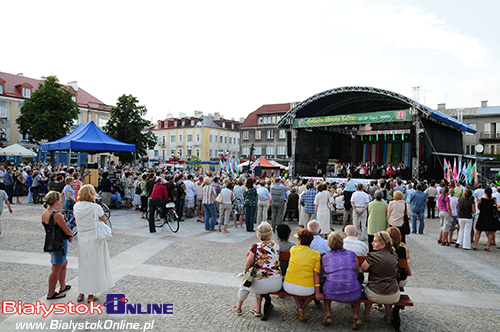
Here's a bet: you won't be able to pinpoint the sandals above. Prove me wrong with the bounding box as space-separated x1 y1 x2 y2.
296 310 308 322
250 307 262 317
233 306 242 316
87 295 99 303
352 318 362 330
322 316 332 326
47 292 66 300
59 285 71 293
77 294 85 302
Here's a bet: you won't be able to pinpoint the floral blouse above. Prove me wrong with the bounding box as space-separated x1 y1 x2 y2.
250 240 281 279
244 187 258 207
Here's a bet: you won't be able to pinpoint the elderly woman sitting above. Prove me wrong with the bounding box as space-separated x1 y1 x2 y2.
283 228 323 322
361 231 400 324
233 222 281 317
322 231 363 329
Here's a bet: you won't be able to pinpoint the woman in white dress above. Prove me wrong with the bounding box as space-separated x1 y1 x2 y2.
315 184 331 238
73 184 114 303
133 175 141 210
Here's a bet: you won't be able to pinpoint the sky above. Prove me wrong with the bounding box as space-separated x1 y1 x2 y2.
2 0 500 122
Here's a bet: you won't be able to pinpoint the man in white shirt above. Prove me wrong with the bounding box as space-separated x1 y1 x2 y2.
493 187 500 204
343 225 368 256
183 174 197 218
257 183 270 225
307 220 330 255
350 183 370 241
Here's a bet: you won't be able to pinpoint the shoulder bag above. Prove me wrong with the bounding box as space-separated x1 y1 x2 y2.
402 201 411 235
44 211 64 253
95 206 112 241
242 244 258 287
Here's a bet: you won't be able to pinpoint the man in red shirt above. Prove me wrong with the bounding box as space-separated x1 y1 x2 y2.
148 177 169 233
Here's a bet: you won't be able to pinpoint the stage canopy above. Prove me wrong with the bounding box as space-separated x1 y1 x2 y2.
0 144 36 157
40 121 136 153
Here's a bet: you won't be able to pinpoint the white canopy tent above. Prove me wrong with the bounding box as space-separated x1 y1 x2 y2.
0 144 36 157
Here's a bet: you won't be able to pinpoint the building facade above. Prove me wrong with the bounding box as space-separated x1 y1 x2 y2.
240 103 297 168
148 112 241 169
0 71 111 164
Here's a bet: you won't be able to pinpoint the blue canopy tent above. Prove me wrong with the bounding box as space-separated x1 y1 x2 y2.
40 121 136 153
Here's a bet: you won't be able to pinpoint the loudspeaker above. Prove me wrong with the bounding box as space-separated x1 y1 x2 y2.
287 131 292 157
87 163 98 169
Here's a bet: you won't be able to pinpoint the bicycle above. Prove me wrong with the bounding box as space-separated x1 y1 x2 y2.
95 192 112 228
155 201 180 233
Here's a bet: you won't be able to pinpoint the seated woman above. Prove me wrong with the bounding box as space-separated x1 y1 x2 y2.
322 231 363 329
276 224 295 276
387 227 411 291
233 222 281 317
283 229 323 322
361 231 400 324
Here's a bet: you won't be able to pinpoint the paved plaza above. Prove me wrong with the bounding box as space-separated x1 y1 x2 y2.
1 199 500 332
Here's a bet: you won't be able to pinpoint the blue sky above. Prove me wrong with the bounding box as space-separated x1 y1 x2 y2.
2 0 499 121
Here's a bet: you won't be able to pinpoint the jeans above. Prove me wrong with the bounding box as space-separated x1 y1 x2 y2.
245 205 256 232
176 198 185 219
412 211 425 234
64 200 75 212
203 203 217 230
111 193 122 208
427 197 436 218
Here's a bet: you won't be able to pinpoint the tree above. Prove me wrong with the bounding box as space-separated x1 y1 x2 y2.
187 155 203 172
16 76 80 161
103 94 156 164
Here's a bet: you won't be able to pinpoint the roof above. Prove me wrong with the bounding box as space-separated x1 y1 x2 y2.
241 103 297 127
0 71 109 110
40 121 135 153
277 86 477 134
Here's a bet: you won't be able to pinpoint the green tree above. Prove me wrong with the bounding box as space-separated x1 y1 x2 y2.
103 94 156 164
188 155 202 171
16 76 79 161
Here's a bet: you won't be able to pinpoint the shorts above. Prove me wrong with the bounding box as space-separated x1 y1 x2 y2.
49 240 68 265
185 199 195 209
439 211 454 232
343 208 353 222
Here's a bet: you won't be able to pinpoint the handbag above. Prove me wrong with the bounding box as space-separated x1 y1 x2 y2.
493 205 500 220
215 192 223 204
402 201 411 235
242 244 258 287
95 207 112 241
135 186 142 195
44 211 64 253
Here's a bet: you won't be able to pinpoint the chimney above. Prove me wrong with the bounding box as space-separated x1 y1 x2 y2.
166 113 173 119
214 112 221 120
67 81 78 91
481 100 488 107
17 73 24 76
208 113 214 118
239 117 245 123
41 76 47 81
194 110 203 117
437 103 446 111
179 112 186 118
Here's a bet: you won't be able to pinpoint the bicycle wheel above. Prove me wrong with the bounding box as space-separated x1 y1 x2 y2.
166 210 179 233
99 203 112 228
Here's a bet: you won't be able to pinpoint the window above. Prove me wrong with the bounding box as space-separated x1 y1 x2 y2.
170 150 175 157
171 135 176 142
209 135 213 143
255 130 262 140
182 121 185 127
162 150 165 160
222 122 226 128
215 135 217 143
154 150 159 157
242 146 250 156
196 134 200 141
178 149 183 157
98 116 109 128
22 88 31 98
0 101 11 118
0 84 3 94
162 136 166 145
232 124 234 129
224 136 227 144
254 146 262 155
179 134 183 142
272 116 276 124
267 130 274 140
279 129 286 139
187 134 193 142
191 120 195 126
220 135 223 143
196 149 200 157
258 117 263 124
263 117 267 124
242 131 249 140
187 149 192 157
174 121 178 127
277 146 287 155
266 146 274 155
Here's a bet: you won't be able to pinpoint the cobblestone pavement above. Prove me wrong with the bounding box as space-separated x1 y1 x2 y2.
1 198 499 331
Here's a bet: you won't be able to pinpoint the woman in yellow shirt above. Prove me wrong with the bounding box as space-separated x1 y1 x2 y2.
283 228 323 322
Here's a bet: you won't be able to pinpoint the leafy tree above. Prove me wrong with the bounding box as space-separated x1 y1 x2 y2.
187 155 202 171
103 94 156 164
16 76 79 161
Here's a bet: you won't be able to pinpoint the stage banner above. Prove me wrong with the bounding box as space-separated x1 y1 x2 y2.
293 109 412 128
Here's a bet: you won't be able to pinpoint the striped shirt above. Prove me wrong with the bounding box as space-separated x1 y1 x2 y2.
202 184 216 204
301 189 318 214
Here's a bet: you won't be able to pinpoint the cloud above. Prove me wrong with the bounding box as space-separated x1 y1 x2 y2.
329 2 487 67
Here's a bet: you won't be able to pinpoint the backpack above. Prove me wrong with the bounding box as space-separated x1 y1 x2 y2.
173 182 185 201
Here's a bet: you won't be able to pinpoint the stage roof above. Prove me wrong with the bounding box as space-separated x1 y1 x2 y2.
277 86 477 134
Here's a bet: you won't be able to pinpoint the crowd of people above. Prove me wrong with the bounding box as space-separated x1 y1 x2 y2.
1 159 498 327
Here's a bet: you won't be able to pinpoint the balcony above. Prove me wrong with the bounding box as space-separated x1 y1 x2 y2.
479 132 500 142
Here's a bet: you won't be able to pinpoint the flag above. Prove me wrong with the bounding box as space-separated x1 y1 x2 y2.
473 162 477 185
443 158 448 179
453 158 457 182
461 162 467 184
467 161 473 184
219 159 223 171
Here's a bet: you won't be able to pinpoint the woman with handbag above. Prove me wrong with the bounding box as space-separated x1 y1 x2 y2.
387 191 410 244
73 184 114 303
473 187 500 251
218 182 234 233
233 222 281 317
42 191 73 300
